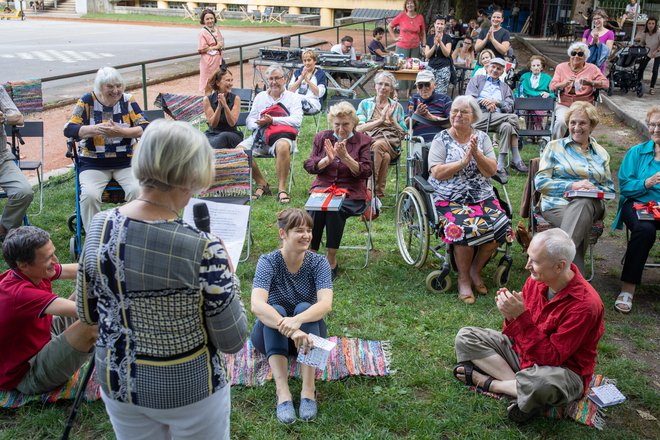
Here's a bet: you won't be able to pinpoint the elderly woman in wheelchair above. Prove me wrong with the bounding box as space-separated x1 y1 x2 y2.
397 95 512 304
534 101 614 276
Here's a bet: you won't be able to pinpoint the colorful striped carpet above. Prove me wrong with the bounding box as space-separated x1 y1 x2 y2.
201 149 251 199
0 337 393 408
467 373 610 429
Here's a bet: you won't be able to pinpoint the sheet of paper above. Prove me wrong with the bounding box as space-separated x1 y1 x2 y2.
296 334 337 370
182 198 250 269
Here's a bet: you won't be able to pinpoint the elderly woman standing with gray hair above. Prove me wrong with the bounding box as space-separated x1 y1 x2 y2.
549 42 608 140
428 95 509 304
355 71 406 208
78 119 248 440
64 67 148 231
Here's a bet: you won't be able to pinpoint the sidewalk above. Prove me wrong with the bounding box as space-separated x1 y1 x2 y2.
516 35 657 138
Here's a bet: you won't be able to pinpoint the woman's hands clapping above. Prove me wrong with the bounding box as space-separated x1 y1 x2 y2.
324 138 350 163
95 121 125 138
461 135 478 168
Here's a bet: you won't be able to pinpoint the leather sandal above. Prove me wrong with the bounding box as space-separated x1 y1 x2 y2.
252 184 271 200
276 191 291 204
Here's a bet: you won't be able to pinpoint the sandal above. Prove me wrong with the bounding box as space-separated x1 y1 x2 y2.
650 89 655 95
252 184 271 200
472 282 488 296
276 191 291 204
453 362 477 386
614 291 633 314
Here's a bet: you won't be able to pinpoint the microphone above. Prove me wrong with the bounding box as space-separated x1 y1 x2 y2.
193 203 211 233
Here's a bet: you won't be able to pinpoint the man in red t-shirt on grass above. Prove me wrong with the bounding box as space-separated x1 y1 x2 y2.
453 228 604 423
0 226 97 394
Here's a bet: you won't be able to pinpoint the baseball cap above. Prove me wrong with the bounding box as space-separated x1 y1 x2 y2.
415 70 435 84
489 57 507 67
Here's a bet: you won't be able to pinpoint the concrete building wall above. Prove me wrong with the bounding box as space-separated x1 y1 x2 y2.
127 0 403 27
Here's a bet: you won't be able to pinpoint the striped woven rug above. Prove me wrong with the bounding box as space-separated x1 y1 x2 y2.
467 373 610 429
0 337 393 408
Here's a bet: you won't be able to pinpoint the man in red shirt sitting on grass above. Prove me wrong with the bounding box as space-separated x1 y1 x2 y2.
0 226 97 394
453 228 604 422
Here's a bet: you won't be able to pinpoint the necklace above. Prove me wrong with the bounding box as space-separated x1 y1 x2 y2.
136 198 180 219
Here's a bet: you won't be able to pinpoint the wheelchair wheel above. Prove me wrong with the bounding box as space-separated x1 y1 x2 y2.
636 83 644 98
426 270 452 293
395 187 429 268
69 236 79 262
68 215 77 233
494 262 511 287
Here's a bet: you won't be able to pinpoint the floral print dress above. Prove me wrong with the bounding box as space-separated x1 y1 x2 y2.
427 129 511 246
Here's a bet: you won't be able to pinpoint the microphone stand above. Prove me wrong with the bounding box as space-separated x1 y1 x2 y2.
60 356 95 440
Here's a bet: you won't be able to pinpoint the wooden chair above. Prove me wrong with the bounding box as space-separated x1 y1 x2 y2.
262 7 274 23
239 6 255 22
216 8 226 22
182 4 196 21
270 9 287 24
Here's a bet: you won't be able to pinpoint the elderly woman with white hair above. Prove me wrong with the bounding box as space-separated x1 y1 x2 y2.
535 101 615 275
77 119 248 440
355 71 406 208
549 41 609 140
64 67 148 231
427 95 510 304
304 101 372 279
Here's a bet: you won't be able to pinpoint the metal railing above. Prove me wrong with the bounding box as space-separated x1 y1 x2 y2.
39 17 394 110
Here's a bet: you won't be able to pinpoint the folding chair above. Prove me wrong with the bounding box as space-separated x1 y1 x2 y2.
338 151 376 269
182 4 196 20
199 149 253 262
154 93 205 127
239 6 255 22
235 111 250 136
262 7 274 23
525 158 604 281
143 109 166 122
514 96 556 153
232 88 254 111
252 143 296 195
270 9 287 24
215 8 226 22
252 9 263 23
4 122 44 213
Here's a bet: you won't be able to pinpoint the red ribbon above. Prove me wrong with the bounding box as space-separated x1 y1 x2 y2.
633 201 660 219
311 185 349 211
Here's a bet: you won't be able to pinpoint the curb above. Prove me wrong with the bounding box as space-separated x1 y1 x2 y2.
515 35 651 139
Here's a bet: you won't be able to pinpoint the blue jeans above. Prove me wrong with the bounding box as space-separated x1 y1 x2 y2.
250 302 327 358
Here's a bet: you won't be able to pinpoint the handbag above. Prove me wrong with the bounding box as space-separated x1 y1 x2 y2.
259 102 298 145
364 124 404 153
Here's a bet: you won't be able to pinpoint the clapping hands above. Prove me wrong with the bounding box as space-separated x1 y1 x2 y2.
495 287 525 321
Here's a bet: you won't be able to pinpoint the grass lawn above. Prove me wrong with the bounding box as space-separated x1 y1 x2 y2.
81 13 288 27
0 113 658 439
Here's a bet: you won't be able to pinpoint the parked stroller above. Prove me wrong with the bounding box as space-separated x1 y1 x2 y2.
607 45 649 98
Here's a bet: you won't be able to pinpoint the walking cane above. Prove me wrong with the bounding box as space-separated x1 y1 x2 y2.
61 355 95 440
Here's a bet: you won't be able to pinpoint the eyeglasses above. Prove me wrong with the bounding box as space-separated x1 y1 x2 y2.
649 123 660 131
416 82 432 89
570 51 585 57
464 41 472 45
267 76 284 82
450 109 472 115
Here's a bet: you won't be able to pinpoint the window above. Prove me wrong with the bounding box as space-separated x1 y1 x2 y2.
226 4 241 12
300 7 320 15
168 1 186 10
139 0 157 7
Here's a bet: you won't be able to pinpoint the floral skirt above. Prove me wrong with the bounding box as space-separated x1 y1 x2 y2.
435 196 511 247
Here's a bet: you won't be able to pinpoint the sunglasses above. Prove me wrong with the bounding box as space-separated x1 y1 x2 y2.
416 82 432 89
570 51 585 57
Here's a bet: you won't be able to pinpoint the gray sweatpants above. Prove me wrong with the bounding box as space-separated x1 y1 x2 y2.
455 326 584 414
0 158 33 230
473 113 519 154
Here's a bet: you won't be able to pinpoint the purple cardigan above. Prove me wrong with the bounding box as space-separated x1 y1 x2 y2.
303 130 372 200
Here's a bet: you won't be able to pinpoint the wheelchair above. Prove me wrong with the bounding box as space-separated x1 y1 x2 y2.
395 140 514 293
66 139 127 261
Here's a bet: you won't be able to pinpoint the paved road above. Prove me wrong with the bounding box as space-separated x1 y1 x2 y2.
1 20 318 104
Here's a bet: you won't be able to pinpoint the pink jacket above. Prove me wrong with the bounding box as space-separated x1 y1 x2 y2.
549 62 609 107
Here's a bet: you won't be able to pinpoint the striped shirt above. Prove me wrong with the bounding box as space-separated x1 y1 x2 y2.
535 136 615 212
63 92 148 168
